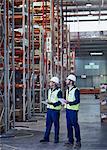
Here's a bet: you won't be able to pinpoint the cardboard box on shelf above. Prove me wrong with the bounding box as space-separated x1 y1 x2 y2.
101 99 107 105
100 83 107 123
101 113 107 119
100 105 107 113
101 118 107 123
100 83 107 93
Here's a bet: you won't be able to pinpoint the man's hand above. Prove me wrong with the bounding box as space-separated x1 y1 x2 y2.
65 101 73 105
47 102 54 105
66 101 69 104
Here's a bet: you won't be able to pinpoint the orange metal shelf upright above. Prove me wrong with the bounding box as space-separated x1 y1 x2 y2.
32 0 52 112
53 4 61 77
13 0 34 121
32 26 45 112
13 0 24 121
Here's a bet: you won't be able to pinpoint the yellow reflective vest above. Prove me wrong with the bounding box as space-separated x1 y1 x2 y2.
47 88 62 110
65 87 80 110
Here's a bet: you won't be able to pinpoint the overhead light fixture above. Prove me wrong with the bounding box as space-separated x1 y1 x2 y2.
86 0 92 7
89 62 95 65
90 52 103 56
86 3 92 7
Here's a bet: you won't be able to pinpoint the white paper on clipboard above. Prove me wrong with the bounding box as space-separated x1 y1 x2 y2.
58 98 67 104
41 101 48 105
42 99 67 105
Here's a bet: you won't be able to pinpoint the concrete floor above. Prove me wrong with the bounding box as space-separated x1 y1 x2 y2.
1 94 107 150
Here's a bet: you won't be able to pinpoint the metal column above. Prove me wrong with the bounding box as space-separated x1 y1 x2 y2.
26 0 31 120
11 0 15 129
4 0 8 132
22 0 26 121
31 0 35 114
50 0 54 77
60 0 64 91
0 0 5 132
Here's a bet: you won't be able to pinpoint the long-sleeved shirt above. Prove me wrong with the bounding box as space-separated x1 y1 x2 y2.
68 87 80 106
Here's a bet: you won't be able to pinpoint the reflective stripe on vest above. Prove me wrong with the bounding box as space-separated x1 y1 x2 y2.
47 88 61 110
66 87 80 110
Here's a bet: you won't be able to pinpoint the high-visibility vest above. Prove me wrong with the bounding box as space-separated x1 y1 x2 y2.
66 87 80 110
47 88 62 110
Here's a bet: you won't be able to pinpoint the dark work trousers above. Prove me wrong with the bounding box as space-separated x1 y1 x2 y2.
66 109 81 143
44 108 60 142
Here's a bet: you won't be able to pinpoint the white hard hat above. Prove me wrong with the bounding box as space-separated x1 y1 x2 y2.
66 74 76 82
50 77 59 84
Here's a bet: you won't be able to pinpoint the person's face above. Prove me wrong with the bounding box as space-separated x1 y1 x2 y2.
49 81 56 89
66 79 70 86
66 79 73 86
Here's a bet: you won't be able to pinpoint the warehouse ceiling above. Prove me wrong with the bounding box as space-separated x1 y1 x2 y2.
62 0 107 58
70 35 107 58
63 0 107 23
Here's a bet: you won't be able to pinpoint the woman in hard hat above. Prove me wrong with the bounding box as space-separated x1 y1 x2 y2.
40 77 62 143
65 74 81 149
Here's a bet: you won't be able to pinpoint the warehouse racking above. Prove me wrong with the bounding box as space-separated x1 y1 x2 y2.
0 0 15 132
0 0 72 133
0 0 35 131
13 0 32 121
32 0 51 112
70 47 76 73
33 26 45 112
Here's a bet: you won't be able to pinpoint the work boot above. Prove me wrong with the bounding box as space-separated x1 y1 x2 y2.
64 141 74 147
40 139 49 143
74 142 81 149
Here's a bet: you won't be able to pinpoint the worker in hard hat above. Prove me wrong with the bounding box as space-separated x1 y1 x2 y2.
64 74 81 149
40 77 62 143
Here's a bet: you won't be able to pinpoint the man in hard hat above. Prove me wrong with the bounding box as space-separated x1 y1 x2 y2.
65 74 81 149
40 77 62 143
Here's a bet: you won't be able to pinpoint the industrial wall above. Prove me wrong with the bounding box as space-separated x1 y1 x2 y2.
76 57 107 88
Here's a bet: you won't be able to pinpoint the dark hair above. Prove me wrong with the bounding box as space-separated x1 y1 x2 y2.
71 80 75 86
